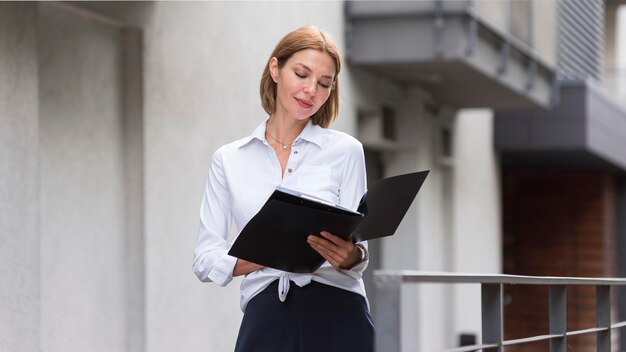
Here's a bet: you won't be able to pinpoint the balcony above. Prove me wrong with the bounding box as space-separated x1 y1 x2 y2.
495 80 626 172
345 1 557 109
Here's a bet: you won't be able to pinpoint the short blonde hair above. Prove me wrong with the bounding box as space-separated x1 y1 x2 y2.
260 26 342 128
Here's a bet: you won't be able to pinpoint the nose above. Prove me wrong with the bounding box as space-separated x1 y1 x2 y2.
304 80 317 97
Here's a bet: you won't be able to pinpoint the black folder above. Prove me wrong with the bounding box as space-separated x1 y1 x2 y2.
228 170 429 273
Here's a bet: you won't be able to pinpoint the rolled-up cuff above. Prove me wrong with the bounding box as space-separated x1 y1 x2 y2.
207 253 238 286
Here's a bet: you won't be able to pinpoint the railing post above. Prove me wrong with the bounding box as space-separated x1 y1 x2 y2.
481 283 503 351
375 274 402 352
549 285 567 352
597 285 611 352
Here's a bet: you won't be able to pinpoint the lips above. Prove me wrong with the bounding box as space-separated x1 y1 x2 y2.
295 98 313 109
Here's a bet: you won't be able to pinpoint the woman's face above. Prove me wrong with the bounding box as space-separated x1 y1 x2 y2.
270 49 336 122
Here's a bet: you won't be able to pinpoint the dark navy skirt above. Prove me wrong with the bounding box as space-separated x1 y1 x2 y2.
234 280 374 352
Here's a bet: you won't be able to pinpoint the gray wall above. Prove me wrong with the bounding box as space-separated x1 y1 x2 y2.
0 2 506 351
0 3 39 352
0 3 145 351
138 3 349 351
38 4 129 351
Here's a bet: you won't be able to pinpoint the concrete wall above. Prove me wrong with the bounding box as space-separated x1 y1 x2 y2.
0 2 504 351
0 3 39 352
475 0 557 68
475 0 507 34
533 0 558 68
38 3 131 351
139 3 348 351
348 70 453 350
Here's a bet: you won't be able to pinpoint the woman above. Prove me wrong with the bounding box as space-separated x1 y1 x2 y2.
193 26 373 352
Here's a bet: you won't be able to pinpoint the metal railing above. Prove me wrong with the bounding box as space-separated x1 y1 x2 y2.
374 270 626 352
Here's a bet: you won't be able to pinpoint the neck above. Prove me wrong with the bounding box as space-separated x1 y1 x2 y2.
266 114 308 144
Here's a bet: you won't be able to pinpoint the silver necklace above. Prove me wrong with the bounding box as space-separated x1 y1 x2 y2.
266 130 292 150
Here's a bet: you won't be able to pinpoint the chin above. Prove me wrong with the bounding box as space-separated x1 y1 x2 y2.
290 111 314 121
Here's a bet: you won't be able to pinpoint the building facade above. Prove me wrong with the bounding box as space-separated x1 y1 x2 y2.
495 0 626 350
1 1 625 351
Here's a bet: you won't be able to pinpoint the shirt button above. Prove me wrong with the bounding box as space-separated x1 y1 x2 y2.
287 168 293 173
293 151 299 155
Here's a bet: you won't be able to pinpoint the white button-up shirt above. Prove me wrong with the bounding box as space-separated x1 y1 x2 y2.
193 119 369 312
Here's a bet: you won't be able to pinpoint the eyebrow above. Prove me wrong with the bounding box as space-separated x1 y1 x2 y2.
294 63 334 80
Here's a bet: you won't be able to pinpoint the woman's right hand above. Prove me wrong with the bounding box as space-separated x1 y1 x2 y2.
233 259 264 277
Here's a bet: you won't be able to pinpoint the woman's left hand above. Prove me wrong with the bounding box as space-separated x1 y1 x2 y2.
307 231 362 270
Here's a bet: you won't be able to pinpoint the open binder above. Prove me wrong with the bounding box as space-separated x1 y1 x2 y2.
228 170 429 273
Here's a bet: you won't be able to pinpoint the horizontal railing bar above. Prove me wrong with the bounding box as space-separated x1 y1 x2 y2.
442 322 626 351
374 270 626 286
444 343 499 352
503 333 563 345
611 321 626 329
566 327 609 336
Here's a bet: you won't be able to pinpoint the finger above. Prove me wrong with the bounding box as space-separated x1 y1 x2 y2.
319 232 356 258
308 235 339 254
320 231 352 244
312 243 355 271
318 250 341 269
309 238 356 270
320 231 347 246
308 238 343 266
309 235 352 263
308 236 339 258
310 244 340 268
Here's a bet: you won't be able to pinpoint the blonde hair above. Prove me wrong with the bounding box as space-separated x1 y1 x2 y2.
260 26 342 128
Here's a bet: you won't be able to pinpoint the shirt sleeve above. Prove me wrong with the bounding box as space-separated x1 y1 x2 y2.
337 139 369 279
192 149 238 286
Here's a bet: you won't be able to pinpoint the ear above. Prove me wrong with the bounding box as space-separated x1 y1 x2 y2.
269 57 279 83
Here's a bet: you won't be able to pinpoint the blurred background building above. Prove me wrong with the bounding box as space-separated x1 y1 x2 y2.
1 0 626 351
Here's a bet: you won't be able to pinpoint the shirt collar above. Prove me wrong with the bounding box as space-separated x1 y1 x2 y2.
237 119 324 149
297 119 324 148
234 121 267 149
250 120 268 143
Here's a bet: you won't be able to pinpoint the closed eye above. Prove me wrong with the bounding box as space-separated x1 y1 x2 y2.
294 70 332 89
